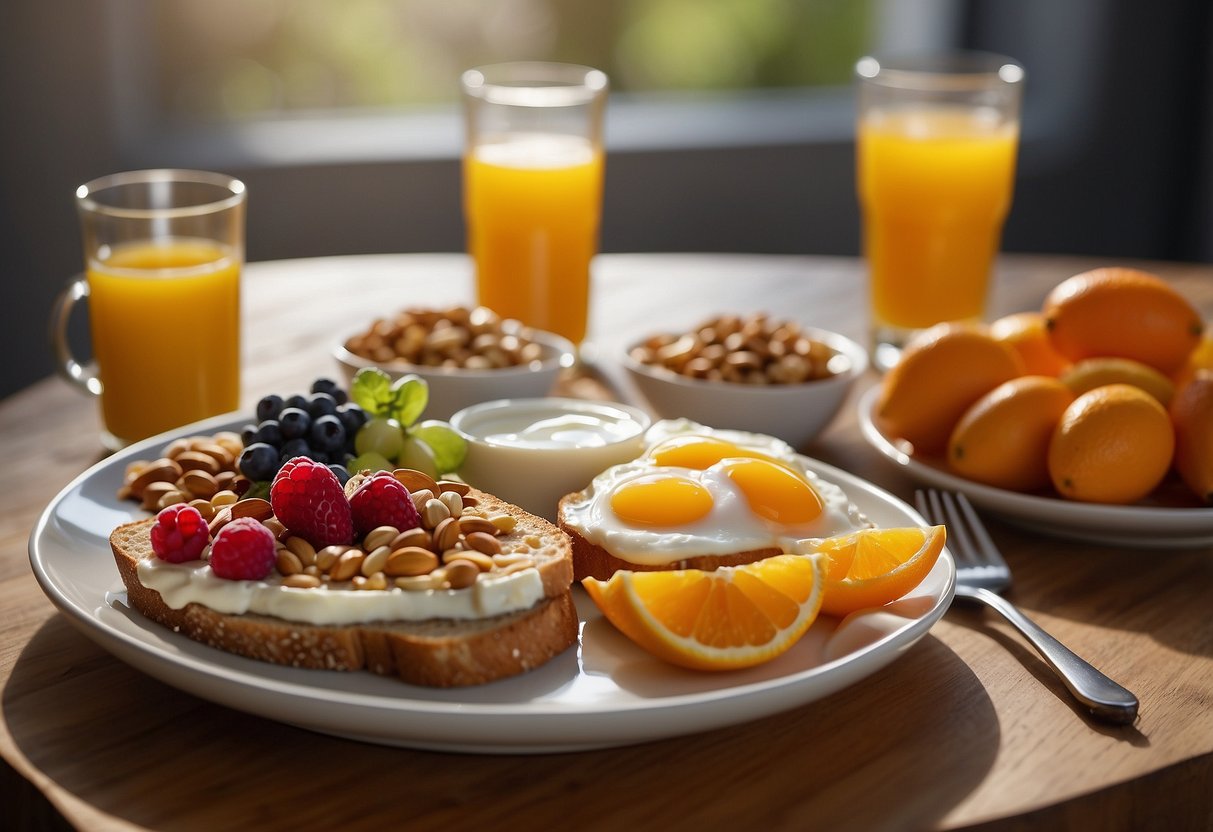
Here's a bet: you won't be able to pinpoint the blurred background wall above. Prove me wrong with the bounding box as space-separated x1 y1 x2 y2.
2 0 1211 400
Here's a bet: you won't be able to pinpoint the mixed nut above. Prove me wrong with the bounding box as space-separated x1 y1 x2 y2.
119 431 249 512
259 469 535 592
630 313 842 385
343 305 546 370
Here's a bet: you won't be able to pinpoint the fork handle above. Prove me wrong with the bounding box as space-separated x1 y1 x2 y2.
956 585 1139 725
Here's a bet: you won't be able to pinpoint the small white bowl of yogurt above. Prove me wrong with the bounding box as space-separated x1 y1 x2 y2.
450 398 651 521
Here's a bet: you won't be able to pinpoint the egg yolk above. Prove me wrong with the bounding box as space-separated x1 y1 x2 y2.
651 436 783 470
610 476 715 527
725 459 823 524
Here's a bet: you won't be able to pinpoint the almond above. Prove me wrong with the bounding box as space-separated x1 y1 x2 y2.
330 550 365 582
140 481 179 511
464 531 503 556
230 498 273 522
385 547 439 577
436 480 471 497
391 527 432 551
174 450 221 475
458 516 497 536
393 468 439 496
181 469 219 500
432 516 461 552
444 559 480 589
129 459 183 498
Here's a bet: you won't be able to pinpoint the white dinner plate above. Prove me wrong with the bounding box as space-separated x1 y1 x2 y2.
29 412 954 754
857 386 1213 548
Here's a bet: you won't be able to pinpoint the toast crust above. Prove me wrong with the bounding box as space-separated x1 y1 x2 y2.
110 489 577 687
557 490 783 582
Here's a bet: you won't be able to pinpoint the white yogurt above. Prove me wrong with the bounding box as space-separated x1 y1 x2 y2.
451 398 650 520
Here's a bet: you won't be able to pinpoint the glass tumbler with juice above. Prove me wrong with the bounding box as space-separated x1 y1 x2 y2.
52 169 246 450
856 54 1024 371
462 63 608 346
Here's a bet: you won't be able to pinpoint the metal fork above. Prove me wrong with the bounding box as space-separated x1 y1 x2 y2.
915 488 1139 725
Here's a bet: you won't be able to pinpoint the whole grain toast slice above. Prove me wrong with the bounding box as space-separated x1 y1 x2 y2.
110 488 577 687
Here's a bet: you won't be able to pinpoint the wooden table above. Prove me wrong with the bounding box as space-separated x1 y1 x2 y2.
2 253 1211 831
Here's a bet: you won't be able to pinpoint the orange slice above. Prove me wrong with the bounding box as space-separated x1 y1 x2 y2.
582 554 826 671
813 526 946 618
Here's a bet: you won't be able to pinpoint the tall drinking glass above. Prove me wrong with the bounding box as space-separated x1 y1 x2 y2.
461 62 608 346
51 169 246 450
857 53 1024 371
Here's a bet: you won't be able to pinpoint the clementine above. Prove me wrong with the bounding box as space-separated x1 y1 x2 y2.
875 323 1024 455
1042 268 1203 374
1047 383 1174 504
948 376 1074 491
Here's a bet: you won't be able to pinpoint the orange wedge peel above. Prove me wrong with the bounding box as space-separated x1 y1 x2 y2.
582 554 827 671
811 525 946 618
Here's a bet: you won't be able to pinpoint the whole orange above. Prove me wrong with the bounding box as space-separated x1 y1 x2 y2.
1170 370 1213 504
1047 383 1175 504
990 311 1071 376
1042 268 1203 374
1173 332 1213 390
1060 357 1175 407
948 376 1074 491
875 323 1024 456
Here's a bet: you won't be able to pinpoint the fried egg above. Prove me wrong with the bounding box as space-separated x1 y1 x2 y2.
561 420 869 564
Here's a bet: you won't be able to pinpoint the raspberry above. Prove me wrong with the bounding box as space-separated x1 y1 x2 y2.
270 456 353 547
150 504 210 563
209 518 277 581
349 471 422 538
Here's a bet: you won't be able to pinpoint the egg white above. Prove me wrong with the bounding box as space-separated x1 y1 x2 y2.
643 419 800 464
562 449 870 565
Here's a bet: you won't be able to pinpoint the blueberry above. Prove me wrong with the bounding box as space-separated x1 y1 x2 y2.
279 438 310 463
240 423 258 447
285 394 310 411
337 403 369 436
307 450 330 464
311 377 340 396
312 378 349 405
341 452 357 467
255 419 284 447
238 443 280 481
255 394 284 423
278 407 312 440
307 392 338 418
309 414 346 454
328 464 351 485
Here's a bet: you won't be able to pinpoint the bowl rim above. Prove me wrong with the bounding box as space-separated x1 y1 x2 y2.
620 325 869 393
333 324 577 379
449 397 652 447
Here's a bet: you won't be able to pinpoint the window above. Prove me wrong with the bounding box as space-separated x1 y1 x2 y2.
107 0 961 165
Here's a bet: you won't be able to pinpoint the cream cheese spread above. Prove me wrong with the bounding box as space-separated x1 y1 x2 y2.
137 557 545 626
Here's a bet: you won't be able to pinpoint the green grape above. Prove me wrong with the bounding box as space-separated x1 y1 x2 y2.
397 436 439 479
348 451 394 474
354 417 405 458
411 420 468 473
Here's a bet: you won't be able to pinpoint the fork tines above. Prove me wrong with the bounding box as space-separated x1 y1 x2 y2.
914 488 1009 572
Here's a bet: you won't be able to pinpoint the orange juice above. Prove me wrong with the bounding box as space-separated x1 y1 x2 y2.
87 238 240 444
465 133 603 344
858 107 1018 330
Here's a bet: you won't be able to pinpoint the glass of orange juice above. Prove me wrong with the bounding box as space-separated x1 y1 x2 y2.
51 169 246 450
856 53 1024 371
461 62 608 346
